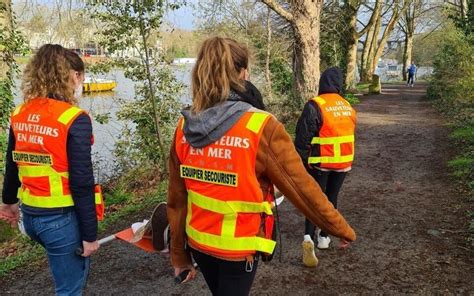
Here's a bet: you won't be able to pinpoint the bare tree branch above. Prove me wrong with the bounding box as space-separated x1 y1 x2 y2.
357 0 381 37
260 0 294 23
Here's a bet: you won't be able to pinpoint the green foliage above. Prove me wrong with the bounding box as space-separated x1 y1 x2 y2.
344 93 361 105
87 0 185 176
0 220 16 242
428 23 474 240
449 0 474 37
269 57 293 96
164 44 189 61
0 236 44 277
0 2 29 173
448 156 474 179
97 181 168 233
356 83 370 93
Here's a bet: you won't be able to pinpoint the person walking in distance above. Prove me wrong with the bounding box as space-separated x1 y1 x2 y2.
294 67 356 266
407 62 417 87
0 44 102 295
167 38 356 295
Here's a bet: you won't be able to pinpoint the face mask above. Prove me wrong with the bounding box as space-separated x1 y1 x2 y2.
74 83 83 99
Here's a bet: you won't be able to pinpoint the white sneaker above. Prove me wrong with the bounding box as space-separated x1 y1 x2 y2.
302 235 319 267
317 236 331 249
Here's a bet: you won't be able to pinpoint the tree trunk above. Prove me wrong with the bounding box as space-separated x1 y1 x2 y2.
366 10 382 82
360 12 380 83
0 0 12 81
138 10 168 175
265 7 273 101
0 0 14 172
360 25 374 82
370 0 409 79
261 0 323 104
291 1 323 103
402 32 413 81
344 7 359 91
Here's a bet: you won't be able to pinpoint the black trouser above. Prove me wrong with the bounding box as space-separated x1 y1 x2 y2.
407 73 415 85
305 169 347 238
191 248 258 296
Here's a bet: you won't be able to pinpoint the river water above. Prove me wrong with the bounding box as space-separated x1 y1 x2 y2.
13 65 193 182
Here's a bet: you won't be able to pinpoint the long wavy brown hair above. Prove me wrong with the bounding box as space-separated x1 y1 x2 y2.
21 44 85 104
191 37 249 112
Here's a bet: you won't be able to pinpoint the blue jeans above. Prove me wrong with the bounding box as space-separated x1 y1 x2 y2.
22 210 90 296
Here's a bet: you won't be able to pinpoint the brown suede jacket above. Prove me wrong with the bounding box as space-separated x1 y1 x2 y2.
167 113 356 268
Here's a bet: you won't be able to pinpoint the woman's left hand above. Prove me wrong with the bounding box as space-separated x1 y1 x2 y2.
0 203 19 227
337 239 351 250
174 265 197 283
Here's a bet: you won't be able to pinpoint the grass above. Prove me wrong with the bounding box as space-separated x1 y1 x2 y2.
0 180 168 277
448 156 474 179
0 221 16 243
355 83 370 93
0 239 43 277
451 126 474 145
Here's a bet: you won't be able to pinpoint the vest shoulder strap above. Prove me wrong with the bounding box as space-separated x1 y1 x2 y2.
246 108 272 134
57 106 84 125
310 96 326 106
11 104 24 117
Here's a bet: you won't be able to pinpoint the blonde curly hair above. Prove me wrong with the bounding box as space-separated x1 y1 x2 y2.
21 44 85 105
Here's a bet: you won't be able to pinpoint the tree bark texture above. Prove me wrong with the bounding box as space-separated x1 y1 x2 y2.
402 33 413 81
369 0 410 79
0 0 12 81
261 0 323 103
344 0 380 90
265 7 273 100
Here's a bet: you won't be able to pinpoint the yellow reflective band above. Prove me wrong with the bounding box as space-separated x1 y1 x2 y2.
246 113 269 134
186 224 276 253
221 213 237 237
95 192 102 204
311 135 355 145
180 165 238 187
188 190 273 215
18 189 74 208
308 155 354 164
58 106 82 125
13 151 53 166
313 96 326 106
180 117 185 130
12 104 23 116
18 165 68 178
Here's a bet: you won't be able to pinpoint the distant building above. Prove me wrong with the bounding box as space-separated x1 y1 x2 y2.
172 58 196 65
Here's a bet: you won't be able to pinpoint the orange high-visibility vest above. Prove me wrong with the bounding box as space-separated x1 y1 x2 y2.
10 98 104 218
308 94 356 170
175 111 276 259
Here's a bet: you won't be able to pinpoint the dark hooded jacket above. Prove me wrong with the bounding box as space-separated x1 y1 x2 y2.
294 67 344 165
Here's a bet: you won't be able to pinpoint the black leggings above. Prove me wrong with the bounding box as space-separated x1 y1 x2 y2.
191 248 258 296
305 169 347 238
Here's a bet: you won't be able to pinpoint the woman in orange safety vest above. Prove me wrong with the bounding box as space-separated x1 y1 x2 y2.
295 67 356 265
167 37 357 296
0 44 100 295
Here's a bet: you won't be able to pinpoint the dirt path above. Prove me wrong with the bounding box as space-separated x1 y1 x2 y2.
1 83 473 295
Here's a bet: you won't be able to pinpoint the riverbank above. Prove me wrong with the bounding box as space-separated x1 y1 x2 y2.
2 83 472 294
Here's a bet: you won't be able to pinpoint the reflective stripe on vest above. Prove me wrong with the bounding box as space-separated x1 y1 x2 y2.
58 106 83 125
186 190 276 253
308 135 355 164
